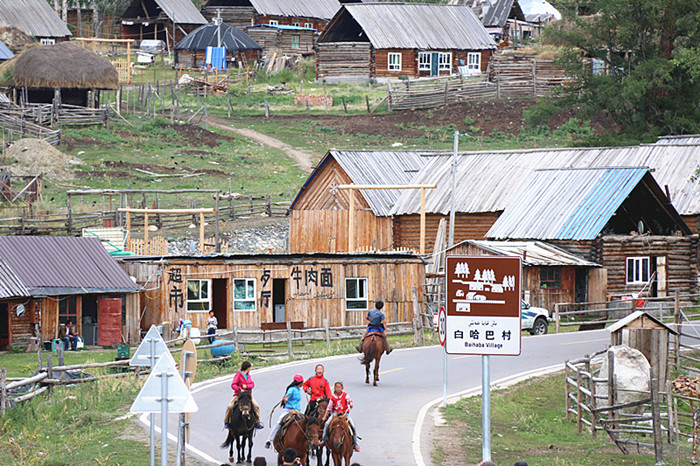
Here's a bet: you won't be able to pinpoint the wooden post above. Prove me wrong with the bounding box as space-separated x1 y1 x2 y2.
38 348 42 370
286 321 293 357
264 99 270 118
565 361 571 421
56 343 64 367
144 212 149 254
576 366 583 433
324 318 330 351
444 79 449 105
590 370 597 438
233 324 239 351
215 193 220 253
532 59 537 97
348 191 355 252
650 367 663 463
607 351 615 429
47 354 53 395
199 212 205 253
0 368 7 416
342 96 347 113
412 286 424 345
674 290 680 369
365 95 370 113
420 184 426 254
555 303 560 333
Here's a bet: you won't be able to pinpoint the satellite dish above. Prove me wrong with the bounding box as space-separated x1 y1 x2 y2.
15 304 25 318
637 220 644 235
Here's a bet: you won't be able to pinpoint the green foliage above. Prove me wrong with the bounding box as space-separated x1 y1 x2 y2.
553 118 594 140
523 98 562 127
463 116 475 126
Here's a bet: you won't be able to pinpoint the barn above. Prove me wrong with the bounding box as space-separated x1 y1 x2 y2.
315 4 496 80
201 0 340 31
0 0 71 44
0 236 139 350
121 0 207 50
118 252 425 334
175 21 262 68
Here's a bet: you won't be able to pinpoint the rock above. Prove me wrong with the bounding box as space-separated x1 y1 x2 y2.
597 345 650 414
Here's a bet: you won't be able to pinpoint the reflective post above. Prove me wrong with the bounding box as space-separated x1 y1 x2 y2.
150 338 156 466
482 355 491 462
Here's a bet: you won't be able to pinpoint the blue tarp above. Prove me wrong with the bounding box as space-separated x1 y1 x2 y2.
205 46 226 70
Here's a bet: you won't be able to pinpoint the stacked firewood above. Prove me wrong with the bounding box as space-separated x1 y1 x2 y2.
672 375 700 397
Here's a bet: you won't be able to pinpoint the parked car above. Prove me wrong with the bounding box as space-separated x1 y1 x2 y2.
521 301 550 335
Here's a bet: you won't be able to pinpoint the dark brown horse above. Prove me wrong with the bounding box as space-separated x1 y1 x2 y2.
274 412 322 466
326 414 354 466
221 390 258 464
360 333 384 386
310 398 330 466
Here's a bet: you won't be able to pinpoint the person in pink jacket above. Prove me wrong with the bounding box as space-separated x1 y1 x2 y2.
224 361 264 429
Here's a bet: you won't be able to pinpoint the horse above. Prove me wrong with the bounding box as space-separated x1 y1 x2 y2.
221 390 258 464
273 412 322 466
360 333 384 386
326 414 354 466
309 398 331 466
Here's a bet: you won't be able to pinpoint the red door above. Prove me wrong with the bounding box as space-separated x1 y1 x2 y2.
98 297 122 347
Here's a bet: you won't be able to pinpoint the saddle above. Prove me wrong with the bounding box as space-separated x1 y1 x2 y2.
275 409 304 444
366 331 384 337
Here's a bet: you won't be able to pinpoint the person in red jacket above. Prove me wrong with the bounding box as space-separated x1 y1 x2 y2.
224 360 263 429
303 364 332 416
321 381 359 452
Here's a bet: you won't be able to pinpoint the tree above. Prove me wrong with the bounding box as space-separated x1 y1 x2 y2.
545 0 700 137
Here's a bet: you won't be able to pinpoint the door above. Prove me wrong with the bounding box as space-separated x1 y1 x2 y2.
430 52 439 76
212 279 228 328
0 303 8 350
273 279 286 322
575 269 588 303
82 295 99 346
98 297 122 347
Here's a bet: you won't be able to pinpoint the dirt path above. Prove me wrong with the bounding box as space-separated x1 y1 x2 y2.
208 117 315 172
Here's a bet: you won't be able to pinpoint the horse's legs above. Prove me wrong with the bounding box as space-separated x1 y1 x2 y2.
364 362 370 384
246 431 253 463
228 434 234 463
373 355 381 386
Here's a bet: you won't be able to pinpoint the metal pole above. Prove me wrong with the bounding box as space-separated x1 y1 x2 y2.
448 131 457 247
160 364 169 466
482 355 491 462
176 356 187 466
150 338 156 466
443 348 447 407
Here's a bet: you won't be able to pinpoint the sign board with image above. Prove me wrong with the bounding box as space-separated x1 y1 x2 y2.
445 255 522 355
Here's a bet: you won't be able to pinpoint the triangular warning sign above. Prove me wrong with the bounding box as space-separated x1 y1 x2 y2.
130 354 198 414
130 325 176 367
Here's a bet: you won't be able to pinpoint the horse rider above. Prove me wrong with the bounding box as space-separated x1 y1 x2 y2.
303 364 332 416
320 381 360 452
265 374 304 449
355 300 393 355
224 361 264 429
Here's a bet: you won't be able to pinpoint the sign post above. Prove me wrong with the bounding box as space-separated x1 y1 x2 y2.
445 255 521 462
438 306 447 407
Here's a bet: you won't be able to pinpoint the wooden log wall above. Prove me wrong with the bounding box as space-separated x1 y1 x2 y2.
681 215 700 235
255 15 327 32
393 212 501 252
245 28 315 55
175 49 260 68
201 6 256 28
315 42 371 78
374 49 418 78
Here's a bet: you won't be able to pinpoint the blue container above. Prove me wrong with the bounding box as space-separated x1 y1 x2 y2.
210 340 236 357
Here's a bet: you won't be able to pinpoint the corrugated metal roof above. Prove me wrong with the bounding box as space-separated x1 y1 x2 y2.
0 0 71 38
176 22 261 51
245 24 316 31
0 39 13 60
335 4 496 50
479 0 515 28
0 236 139 297
154 0 206 24
486 168 649 240
249 0 341 20
0 256 29 299
456 240 600 267
390 136 700 216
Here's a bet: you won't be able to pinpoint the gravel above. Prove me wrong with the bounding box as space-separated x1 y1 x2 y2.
167 220 289 255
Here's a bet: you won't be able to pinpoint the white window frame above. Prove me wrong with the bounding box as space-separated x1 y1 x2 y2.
304 23 313 29
626 256 651 284
233 278 257 311
388 52 402 71
293 22 300 27
438 52 452 71
467 52 481 74
345 277 368 310
269 20 278 26
40 38 56 45
291 34 300 49
418 52 431 71
186 279 211 313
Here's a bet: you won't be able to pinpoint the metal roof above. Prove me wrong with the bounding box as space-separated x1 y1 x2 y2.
455 240 600 267
0 39 13 60
245 24 316 31
119 250 424 262
176 21 261 51
0 236 139 297
478 0 519 28
325 4 496 50
290 150 432 216
0 256 29 299
0 0 71 38
607 310 678 334
485 168 650 240
518 0 561 21
123 0 207 24
390 136 700 217
249 0 341 20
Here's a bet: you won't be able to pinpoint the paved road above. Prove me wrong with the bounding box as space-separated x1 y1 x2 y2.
142 330 611 465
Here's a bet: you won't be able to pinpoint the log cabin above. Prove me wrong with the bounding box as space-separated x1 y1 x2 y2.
0 0 71 44
315 4 496 80
201 0 340 31
175 20 262 68
0 236 139 350
121 0 207 50
244 24 316 55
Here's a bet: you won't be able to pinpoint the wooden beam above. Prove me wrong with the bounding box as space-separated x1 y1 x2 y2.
420 185 426 255
337 184 437 190
199 212 205 253
349 191 355 252
118 208 214 214
144 213 149 253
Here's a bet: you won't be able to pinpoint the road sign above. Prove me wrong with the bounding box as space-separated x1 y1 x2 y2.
438 306 446 346
131 354 198 414
445 255 521 355
130 325 176 367
180 339 197 388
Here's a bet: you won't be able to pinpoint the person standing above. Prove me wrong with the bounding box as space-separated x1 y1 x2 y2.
224 361 263 429
303 364 332 416
206 310 218 344
265 374 304 449
355 301 392 355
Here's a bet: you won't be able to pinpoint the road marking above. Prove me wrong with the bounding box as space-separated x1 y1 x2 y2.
379 367 403 375
561 338 608 345
452 355 474 360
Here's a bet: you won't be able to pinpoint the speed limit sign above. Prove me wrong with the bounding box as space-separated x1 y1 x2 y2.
438 306 446 346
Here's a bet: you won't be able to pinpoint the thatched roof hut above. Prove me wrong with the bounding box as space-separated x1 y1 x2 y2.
13 42 118 90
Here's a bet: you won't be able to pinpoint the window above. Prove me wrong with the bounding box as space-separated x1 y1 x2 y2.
291 35 300 49
346 278 368 310
304 23 313 29
467 52 481 73
418 52 431 71
40 38 56 45
269 20 278 26
187 279 211 312
293 22 300 27
234 278 256 311
58 296 78 325
540 268 561 289
388 53 401 71
627 257 651 284
438 52 452 71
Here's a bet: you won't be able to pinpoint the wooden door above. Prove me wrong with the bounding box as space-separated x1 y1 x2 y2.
0 303 8 350
98 297 122 347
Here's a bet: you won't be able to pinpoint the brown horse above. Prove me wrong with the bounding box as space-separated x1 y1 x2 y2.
360 333 384 386
310 398 331 466
274 412 322 466
326 414 354 466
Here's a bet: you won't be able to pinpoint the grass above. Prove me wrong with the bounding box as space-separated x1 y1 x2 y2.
435 372 652 465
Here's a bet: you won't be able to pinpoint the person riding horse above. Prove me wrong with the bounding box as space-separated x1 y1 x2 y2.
224 361 264 429
321 381 360 452
356 301 392 355
265 374 304 449
303 364 332 417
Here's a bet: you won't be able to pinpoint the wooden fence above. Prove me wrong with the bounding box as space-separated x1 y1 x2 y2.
0 111 60 146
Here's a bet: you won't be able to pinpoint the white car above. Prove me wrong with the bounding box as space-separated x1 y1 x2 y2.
521 301 550 335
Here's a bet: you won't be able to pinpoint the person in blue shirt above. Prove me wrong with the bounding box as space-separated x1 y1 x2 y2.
355 301 392 355
265 374 304 449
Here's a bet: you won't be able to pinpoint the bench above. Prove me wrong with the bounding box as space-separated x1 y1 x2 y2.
261 321 305 347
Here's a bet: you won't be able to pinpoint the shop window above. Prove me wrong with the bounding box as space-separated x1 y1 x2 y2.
346 278 368 310
540 268 561 289
58 296 78 325
234 278 256 311
626 257 650 284
187 279 211 312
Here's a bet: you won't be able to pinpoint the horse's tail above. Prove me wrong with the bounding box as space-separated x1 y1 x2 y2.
220 427 235 449
360 335 377 365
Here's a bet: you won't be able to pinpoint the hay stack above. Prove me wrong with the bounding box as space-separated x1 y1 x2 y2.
11 42 118 90
0 27 34 54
